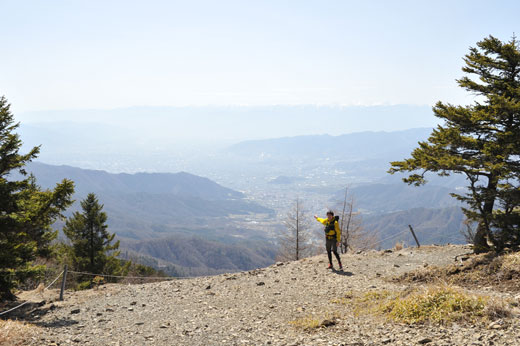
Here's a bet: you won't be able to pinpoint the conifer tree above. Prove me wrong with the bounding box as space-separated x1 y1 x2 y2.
64 193 127 282
389 36 520 253
0 96 74 300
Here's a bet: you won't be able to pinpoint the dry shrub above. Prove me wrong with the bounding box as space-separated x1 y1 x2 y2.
394 242 404 251
382 286 487 324
334 286 512 325
394 252 520 292
289 312 338 331
502 252 520 272
0 319 39 345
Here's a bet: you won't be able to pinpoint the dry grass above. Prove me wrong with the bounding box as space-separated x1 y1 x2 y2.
394 251 520 293
333 286 513 325
502 251 520 271
0 319 40 345
289 312 338 331
393 242 404 251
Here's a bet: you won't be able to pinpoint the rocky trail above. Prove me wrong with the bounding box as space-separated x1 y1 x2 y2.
8 245 520 345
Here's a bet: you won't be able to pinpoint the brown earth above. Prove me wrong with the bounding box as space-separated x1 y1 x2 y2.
2 245 520 346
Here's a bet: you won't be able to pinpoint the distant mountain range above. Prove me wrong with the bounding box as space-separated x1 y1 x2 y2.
23 162 273 235
337 183 462 214
227 128 433 161
121 234 277 276
26 162 244 200
17 162 278 275
363 206 466 249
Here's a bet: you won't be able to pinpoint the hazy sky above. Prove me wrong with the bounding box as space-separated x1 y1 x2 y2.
1 0 519 113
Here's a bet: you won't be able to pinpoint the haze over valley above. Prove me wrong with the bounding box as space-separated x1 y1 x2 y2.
20 111 469 275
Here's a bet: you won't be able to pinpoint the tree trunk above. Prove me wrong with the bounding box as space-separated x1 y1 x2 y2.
473 176 498 254
473 223 490 254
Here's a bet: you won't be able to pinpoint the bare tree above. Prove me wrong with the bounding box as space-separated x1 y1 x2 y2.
336 187 378 252
277 198 312 261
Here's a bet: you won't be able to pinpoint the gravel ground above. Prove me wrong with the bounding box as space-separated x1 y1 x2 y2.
14 245 520 346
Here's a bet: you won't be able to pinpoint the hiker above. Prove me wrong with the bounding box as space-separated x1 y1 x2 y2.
314 211 342 270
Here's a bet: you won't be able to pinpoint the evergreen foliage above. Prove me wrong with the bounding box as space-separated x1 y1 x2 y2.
389 36 520 253
64 193 128 284
0 96 74 300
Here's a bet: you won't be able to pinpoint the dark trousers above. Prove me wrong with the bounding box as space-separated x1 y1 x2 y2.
326 238 341 266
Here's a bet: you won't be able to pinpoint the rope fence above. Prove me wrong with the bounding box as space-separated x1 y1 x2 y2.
0 267 189 317
371 228 411 248
0 226 428 317
67 270 188 280
0 270 64 317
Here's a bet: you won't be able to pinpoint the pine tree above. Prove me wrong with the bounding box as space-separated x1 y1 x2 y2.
0 96 74 300
64 193 127 283
389 35 520 253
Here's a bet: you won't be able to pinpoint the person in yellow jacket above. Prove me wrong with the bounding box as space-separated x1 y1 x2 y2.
314 210 342 270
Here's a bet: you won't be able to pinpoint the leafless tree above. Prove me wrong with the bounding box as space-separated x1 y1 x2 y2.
461 218 477 244
336 187 378 252
277 198 312 261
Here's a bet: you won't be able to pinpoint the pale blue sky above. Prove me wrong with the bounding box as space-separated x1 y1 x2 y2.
1 0 519 113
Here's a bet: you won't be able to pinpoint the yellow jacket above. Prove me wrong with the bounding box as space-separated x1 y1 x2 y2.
316 217 341 242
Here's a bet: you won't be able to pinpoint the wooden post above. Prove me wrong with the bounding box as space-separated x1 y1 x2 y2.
60 265 68 301
408 225 420 248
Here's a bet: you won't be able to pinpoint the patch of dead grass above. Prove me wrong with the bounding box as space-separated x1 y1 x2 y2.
289 312 338 331
0 319 40 345
393 252 520 292
333 286 513 325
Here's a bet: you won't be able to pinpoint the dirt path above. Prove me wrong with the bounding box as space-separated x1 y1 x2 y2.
16 245 520 345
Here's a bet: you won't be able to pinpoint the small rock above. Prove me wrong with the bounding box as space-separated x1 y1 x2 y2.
382 338 392 344
130 301 137 306
393 264 400 268
276 262 284 266
105 308 114 312
70 309 80 314
320 319 336 327
128 307 134 312
257 282 265 286
418 338 432 344
96 312 102 316
206 285 211 290
488 321 503 329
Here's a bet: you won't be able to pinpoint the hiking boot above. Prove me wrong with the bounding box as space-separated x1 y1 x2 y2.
327 263 333 269
338 263 343 270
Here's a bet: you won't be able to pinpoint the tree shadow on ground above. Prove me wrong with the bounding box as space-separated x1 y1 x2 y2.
0 300 64 323
33 318 79 328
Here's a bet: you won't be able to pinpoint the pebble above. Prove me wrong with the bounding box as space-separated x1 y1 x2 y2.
22 246 520 346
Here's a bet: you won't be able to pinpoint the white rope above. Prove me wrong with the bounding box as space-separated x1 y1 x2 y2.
0 270 64 317
372 228 412 247
68 270 184 280
0 301 30 317
45 270 64 290
67 269 234 280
